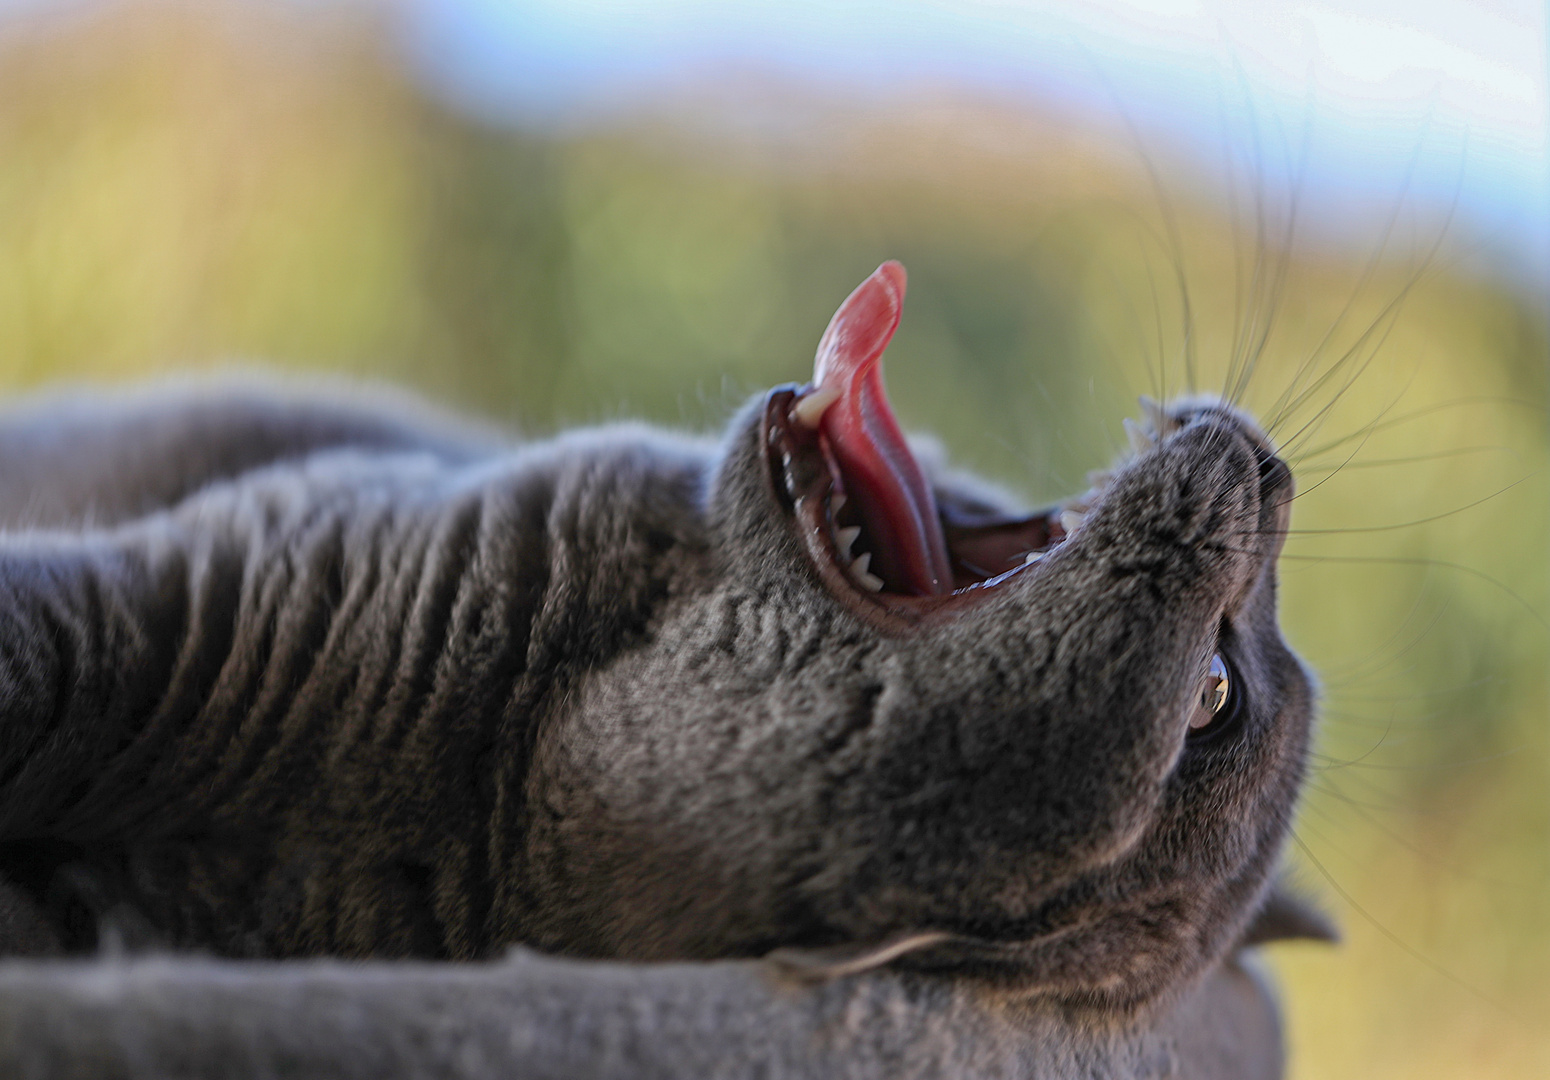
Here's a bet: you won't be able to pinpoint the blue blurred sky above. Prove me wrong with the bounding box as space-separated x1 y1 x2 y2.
396 0 1548 286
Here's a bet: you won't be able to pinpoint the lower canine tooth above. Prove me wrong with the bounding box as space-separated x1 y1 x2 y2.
850 552 884 591
792 386 841 428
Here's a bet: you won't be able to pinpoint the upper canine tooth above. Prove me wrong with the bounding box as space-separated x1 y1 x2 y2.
830 493 847 514
857 571 885 592
792 386 841 429
1059 510 1085 535
836 526 861 557
1123 417 1155 454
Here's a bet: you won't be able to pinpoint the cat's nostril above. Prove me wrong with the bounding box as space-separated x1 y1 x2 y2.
1255 451 1293 499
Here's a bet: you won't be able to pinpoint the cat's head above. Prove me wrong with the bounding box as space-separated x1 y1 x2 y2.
525 264 1315 1010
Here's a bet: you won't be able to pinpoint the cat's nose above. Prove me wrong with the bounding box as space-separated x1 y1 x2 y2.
1255 446 1293 502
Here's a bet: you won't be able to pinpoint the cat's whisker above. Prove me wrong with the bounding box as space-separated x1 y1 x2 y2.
1122 417 1154 455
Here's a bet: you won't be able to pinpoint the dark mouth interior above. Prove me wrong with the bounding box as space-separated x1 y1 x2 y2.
766 387 1071 606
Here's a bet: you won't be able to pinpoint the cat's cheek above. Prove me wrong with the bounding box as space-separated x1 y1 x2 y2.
515 591 879 958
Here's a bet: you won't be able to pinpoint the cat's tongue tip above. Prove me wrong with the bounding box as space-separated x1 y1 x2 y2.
813 261 906 391
875 258 907 301
807 262 952 596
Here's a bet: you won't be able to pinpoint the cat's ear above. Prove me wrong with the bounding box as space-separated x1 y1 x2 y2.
764 931 956 982
1240 883 1338 946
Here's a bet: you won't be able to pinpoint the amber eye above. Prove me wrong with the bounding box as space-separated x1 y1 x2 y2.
1190 653 1235 732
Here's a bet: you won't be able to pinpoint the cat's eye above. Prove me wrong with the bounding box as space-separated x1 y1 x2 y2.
1189 653 1236 733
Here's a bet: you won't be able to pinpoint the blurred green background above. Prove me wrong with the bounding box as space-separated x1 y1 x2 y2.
0 3 1542 1075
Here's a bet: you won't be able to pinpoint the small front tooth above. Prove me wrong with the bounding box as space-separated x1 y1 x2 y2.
792 385 841 428
1124 417 1155 454
857 570 885 592
836 526 861 557
1023 550 1045 564
1060 510 1085 535
850 551 872 578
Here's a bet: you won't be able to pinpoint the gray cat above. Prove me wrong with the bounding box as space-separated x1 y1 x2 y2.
0 263 1330 1078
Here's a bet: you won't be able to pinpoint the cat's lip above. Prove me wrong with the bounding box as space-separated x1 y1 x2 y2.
763 386 1071 629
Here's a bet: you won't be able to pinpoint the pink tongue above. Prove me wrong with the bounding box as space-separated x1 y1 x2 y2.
814 261 952 597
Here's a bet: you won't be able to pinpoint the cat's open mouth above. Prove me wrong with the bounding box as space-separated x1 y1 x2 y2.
763 262 1078 624
764 387 1069 621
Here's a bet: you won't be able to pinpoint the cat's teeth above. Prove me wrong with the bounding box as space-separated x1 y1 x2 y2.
1059 510 1085 535
1123 417 1155 454
1023 550 1045 564
848 551 884 591
836 525 861 558
830 493 846 514
792 386 841 428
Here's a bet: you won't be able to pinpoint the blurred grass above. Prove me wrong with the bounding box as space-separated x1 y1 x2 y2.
0 4 1542 1075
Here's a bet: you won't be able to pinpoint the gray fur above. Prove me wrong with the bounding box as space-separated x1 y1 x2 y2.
0 376 1321 1076
0 947 1285 1080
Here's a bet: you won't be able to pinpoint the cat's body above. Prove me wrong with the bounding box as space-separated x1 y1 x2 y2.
0 269 1325 1077
0 940 1287 1079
